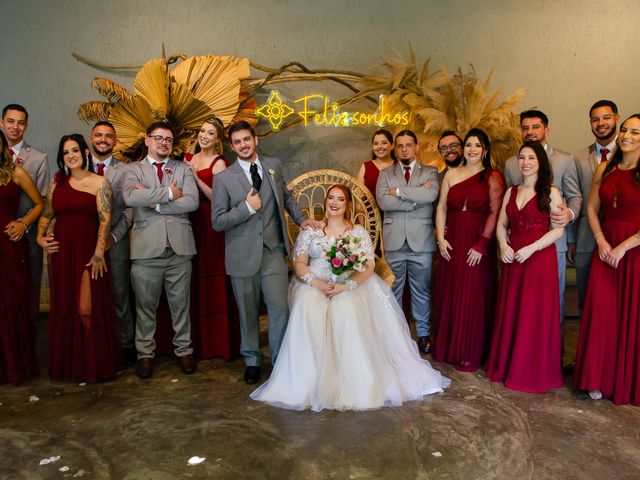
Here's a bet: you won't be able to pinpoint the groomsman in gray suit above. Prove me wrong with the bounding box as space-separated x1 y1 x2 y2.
123 121 199 379
503 110 582 338
376 130 439 354
89 121 135 366
0 104 50 317
573 100 619 315
212 121 316 385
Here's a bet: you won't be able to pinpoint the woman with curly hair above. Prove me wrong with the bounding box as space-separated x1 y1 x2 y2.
0 130 43 385
485 141 565 393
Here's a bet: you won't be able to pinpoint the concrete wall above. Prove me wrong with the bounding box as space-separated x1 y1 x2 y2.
1 0 637 179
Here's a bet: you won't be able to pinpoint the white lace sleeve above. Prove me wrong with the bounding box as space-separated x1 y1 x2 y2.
352 225 374 263
293 228 316 260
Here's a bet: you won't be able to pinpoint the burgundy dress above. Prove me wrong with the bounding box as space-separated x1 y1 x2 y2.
48 175 121 382
432 171 504 371
362 160 395 200
485 186 563 393
575 167 640 405
188 154 240 360
0 180 38 385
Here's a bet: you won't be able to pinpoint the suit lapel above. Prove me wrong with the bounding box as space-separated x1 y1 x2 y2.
231 160 252 191
411 163 422 186
588 144 598 174
395 162 406 185
106 159 118 183
140 159 159 187
262 158 283 210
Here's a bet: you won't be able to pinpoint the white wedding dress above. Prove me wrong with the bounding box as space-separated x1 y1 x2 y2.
250 225 450 411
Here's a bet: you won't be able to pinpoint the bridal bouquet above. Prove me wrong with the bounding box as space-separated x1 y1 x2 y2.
325 233 370 277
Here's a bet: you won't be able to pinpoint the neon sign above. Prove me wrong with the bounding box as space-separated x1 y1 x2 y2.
256 90 409 131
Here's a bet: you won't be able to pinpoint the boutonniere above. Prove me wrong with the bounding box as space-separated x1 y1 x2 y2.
16 156 25 165
164 167 173 177
268 168 276 179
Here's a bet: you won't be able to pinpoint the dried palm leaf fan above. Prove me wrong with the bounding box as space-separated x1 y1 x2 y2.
77 54 256 162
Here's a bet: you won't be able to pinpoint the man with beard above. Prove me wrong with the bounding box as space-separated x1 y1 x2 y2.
437 130 463 182
503 110 582 352
570 101 619 370
0 104 49 319
377 130 439 354
89 121 135 366
123 121 199 379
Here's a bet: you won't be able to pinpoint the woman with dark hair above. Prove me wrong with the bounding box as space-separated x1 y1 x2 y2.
184 117 239 360
575 114 640 405
250 184 449 411
0 130 43 385
485 141 564 392
433 128 505 371
356 129 395 198
37 134 121 382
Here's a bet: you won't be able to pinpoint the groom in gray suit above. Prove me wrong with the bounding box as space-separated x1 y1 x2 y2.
123 121 199 379
212 121 315 385
377 130 439 354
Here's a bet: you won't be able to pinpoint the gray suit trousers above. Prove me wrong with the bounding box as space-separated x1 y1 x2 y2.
131 247 193 358
110 236 134 349
230 245 289 367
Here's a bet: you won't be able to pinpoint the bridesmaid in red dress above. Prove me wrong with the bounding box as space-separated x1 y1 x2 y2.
184 117 240 360
433 128 505 371
0 130 43 385
37 134 121 382
356 129 395 199
575 114 640 405
486 141 564 393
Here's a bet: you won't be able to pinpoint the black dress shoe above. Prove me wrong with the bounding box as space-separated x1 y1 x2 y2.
562 361 576 374
135 357 154 379
418 336 432 354
122 347 137 367
179 354 197 375
244 366 261 385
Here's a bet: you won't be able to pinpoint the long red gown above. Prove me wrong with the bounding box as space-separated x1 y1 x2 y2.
48 175 121 382
0 180 38 385
187 154 240 360
485 186 563 393
432 170 504 371
575 167 640 405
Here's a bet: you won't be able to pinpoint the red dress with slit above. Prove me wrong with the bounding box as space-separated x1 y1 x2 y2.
0 180 38 385
187 154 240 360
575 167 640 405
485 186 563 393
432 170 504 371
48 175 121 382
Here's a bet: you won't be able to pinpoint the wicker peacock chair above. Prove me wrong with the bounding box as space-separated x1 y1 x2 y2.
285 169 395 287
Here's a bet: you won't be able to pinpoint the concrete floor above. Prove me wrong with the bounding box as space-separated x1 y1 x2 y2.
2 285 640 479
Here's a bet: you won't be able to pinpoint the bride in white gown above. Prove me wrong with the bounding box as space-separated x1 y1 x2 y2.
251 185 450 411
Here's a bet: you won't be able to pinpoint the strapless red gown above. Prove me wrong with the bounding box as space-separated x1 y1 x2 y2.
433 171 504 371
0 180 38 385
575 167 640 405
48 176 121 382
485 186 563 393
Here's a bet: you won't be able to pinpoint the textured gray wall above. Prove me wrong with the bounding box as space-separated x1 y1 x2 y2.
1 0 638 180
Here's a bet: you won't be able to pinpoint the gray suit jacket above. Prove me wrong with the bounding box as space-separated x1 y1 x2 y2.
103 158 133 243
15 142 50 218
123 157 198 259
574 143 615 254
211 156 306 277
376 161 439 253
504 145 582 252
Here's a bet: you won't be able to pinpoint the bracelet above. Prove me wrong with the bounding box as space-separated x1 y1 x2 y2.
301 272 315 285
345 279 358 291
16 218 28 231
593 232 603 239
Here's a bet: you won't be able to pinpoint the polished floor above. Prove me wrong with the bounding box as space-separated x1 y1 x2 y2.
1 286 639 479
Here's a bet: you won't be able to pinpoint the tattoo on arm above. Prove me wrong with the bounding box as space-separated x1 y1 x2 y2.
95 179 112 255
38 179 56 238
99 179 113 213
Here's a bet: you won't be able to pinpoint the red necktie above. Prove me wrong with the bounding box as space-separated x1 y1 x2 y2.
153 162 164 183
404 166 411 184
96 162 105 176
600 148 609 164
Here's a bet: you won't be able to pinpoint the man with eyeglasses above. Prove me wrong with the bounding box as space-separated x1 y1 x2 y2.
503 109 582 356
437 130 464 182
123 121 199 379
